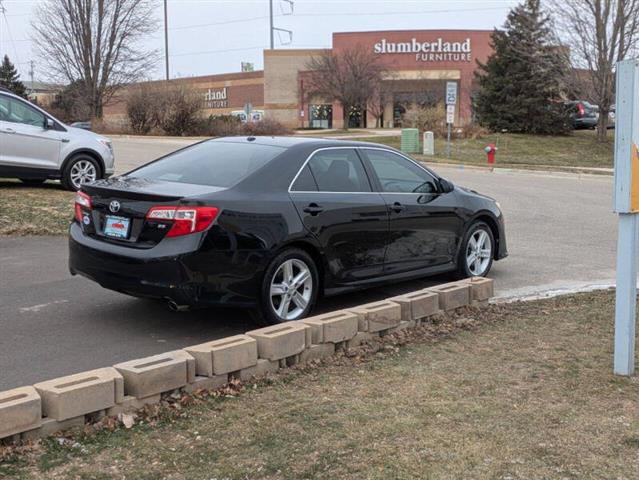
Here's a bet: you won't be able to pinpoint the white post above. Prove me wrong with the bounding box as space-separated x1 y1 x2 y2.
613 59 639 376
423 131 434 156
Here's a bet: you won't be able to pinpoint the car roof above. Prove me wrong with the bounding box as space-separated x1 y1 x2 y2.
208 135 396 150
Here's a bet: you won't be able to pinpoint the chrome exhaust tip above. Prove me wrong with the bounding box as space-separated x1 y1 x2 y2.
167 300 189 312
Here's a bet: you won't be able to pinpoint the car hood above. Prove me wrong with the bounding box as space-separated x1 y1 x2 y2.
65 125 110 143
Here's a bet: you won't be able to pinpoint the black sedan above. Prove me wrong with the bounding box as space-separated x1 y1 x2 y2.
69 136 507 324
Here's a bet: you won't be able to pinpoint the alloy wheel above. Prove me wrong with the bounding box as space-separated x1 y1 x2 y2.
466 229 492 276
269 258 313 320
70 160 97 189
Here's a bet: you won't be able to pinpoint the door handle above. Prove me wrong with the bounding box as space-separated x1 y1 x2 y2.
2 127 15 134
303 203 324 215
390 202 405 213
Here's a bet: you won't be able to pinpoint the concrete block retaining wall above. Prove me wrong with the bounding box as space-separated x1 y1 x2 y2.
0 278 493 443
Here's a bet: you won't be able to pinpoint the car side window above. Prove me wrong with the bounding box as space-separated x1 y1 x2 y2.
307 149 371 193
365 149 438 194
290 165 318 192
0 96 45 127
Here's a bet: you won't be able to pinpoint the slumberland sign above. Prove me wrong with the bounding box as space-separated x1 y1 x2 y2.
204 87 228 109
373 37 472 62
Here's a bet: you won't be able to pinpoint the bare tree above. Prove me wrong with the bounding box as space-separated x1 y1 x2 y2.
31 0 159 119
306 46 386 130
552 0 639 141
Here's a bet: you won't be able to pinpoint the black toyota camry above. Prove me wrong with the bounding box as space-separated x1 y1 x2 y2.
69 136 507 324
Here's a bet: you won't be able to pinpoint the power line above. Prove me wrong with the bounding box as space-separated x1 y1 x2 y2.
169 45 266 58
0 1 22 65
168 5 507 32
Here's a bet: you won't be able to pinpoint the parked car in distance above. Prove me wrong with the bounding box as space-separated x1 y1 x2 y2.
565 100 599 129
607 104 616 129
70 121 92 131
0 88 114 190
69 137 507 324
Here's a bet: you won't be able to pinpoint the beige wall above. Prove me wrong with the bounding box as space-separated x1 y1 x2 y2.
263 49 326 128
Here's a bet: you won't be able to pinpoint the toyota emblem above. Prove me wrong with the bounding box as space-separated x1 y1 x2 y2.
109 200 121 213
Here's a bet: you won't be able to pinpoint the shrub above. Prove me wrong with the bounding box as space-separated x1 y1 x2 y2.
241 118 291 136
193 114 242 136
126 87 157 134
403 105 447 137
153 84 202 136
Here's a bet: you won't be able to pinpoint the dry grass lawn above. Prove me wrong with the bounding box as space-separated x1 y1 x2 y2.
2 291 638 479
0 181 73 236
355 129 614 170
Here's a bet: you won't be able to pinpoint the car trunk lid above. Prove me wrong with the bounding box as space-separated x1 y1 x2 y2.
80 178 224 247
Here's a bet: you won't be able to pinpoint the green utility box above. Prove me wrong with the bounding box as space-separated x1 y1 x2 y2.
400 128 420 153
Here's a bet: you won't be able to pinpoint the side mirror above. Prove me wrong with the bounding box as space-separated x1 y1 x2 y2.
45 118 55 129
438 178 455 193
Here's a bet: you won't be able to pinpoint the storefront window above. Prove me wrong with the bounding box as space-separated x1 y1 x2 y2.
310 104 333 129
348 105 366 129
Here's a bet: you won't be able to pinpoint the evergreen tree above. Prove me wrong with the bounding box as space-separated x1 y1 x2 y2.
0 55 27 97
475 0 571 134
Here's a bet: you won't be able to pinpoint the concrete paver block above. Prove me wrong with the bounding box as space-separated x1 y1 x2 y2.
427 282 470 311
383 320 415 335
34 368 124 421
21 416 85 440
114 350 195 399
465 277 494 302
185 335 257 376
246 323 309 360
233 359 280 382
391 290 439 321
349 300 401 333
183 375 228 394
106 394 161 416
302 310 359 344
0 386 42 439
299 343 336 363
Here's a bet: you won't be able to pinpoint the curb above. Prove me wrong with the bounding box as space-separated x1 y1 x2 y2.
0 277 494 443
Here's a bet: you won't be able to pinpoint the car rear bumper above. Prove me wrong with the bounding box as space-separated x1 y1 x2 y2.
68 222 262 307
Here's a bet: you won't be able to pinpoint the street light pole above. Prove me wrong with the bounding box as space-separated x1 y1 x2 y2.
269 0 274 49
164 0 169 80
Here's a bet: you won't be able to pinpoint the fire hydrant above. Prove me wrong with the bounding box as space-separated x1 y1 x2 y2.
484 143 497 165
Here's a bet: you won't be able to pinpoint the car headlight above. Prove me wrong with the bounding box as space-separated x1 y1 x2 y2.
97 138 113 153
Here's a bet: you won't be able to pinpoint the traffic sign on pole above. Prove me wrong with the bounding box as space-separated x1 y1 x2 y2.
613 59 639 376
446 82 457 106
446 104 455 124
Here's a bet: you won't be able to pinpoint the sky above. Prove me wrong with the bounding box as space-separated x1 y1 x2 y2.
0 0 521 83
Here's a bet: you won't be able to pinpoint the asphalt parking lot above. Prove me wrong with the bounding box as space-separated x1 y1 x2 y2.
0 136 621 390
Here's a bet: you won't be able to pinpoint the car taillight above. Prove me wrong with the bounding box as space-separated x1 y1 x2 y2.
577 103 585 117
146 206 219 237
74 191 92 222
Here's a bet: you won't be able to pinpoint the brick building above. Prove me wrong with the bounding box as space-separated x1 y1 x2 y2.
104 29 494 129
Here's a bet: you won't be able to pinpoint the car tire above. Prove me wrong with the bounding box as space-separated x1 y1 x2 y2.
257 248 319 325
453 221 495 280
19 178 46 186
61 154 101 191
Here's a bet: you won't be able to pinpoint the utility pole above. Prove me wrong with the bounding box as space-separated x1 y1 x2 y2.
269 0 293 49
269 0 274 49
29 60 34 85
163 0 169 80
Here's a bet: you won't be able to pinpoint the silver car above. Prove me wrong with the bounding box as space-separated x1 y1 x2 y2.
0 88 115 190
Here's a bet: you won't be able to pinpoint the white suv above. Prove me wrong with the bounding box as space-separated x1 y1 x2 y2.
0 88 115 191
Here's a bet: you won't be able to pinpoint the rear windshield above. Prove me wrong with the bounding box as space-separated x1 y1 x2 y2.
127 141 284 188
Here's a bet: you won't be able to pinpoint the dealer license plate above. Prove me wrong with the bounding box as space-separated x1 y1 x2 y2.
104 215 131 239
